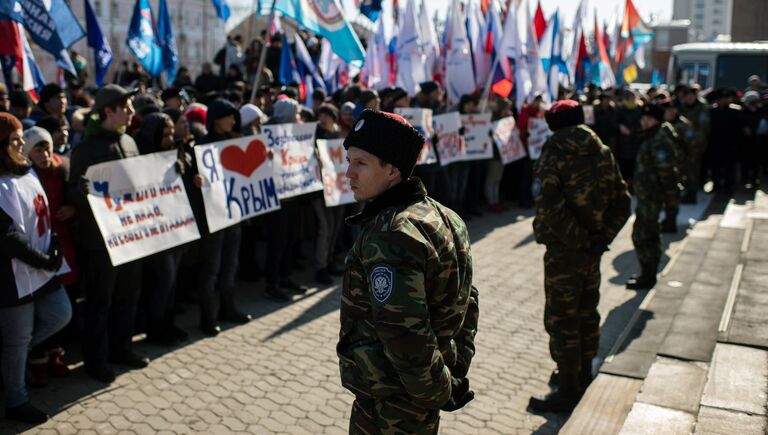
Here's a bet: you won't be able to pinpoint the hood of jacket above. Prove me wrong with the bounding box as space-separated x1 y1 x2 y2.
545 125 603 157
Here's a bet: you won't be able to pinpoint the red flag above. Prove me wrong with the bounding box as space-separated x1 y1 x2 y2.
534 1 547 42
480 0 492 14
0 20 23 59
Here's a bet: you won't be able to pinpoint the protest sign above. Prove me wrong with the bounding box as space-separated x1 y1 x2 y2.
527 118 553 160
85 151 200 266
261 122 324 199
316 139 355 207
492 117 527 165
394 107 438 165
582 104 595 125
461 113 494 161
195 134 281 233
433 112 465 166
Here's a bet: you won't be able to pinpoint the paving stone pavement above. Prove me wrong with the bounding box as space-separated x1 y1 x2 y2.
2 205 692 435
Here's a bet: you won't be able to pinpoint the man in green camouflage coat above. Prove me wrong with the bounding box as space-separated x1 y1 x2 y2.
626 104 680 290
338 109 478 434
678 85 709 204
529 100 631 413
659 98 690 233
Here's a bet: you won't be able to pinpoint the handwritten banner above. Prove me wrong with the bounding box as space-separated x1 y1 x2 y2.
492 117 527 165
527 118 553 160
394 108 438 165
316 139 355 207
195 135 281 233
85 151 200 266
433 112 465 166
461 113 494 161
261 122 324 199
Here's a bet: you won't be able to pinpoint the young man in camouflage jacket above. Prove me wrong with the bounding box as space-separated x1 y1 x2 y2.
337 109 479 434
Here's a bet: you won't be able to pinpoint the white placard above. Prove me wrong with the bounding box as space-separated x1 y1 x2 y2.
527 118 553 160
583 105 595 125
85 151 200 266
261 122 324 199
316 139 355 207
433 112 465 166
395 108 438 165
194 135 281 233
492 117 527 165
461 113 494 161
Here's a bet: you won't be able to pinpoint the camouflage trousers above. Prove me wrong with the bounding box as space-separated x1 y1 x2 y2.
350 397 439 435
632 198 662 268
543 248 601 373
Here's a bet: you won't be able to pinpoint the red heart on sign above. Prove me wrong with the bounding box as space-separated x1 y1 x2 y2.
220 139 268 177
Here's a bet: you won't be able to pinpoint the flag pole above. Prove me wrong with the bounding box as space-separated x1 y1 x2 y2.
250 0 277 102
478 53 501 113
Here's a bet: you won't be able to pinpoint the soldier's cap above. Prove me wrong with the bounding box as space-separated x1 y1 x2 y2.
658 98 676 109
641 104 665 122
161 87 188 103
544 99 584 131
343 109 424 178
93 84 139 113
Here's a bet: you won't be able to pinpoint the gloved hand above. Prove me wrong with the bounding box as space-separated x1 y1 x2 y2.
587 234 609 255
441 376 474 412
45 236 64 272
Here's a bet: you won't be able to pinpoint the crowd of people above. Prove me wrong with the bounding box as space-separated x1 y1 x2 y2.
1 30 767 425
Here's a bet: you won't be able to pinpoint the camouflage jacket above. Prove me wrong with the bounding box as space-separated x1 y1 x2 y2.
662 116 692 169
532 125 631 249
338 178 478 409
679 100 709 154
635 123 679 202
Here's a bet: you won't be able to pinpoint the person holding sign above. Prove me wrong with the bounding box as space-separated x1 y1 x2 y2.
338 110 479 434
68 85 147 383
0 113 72 424
529 101 630 413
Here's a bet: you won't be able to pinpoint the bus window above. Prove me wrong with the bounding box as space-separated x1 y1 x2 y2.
678 62 711 87
716 55 768 89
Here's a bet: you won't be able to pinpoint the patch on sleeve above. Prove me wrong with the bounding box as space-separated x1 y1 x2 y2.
531 177 543 199
370 264 395 303
655 149 668 162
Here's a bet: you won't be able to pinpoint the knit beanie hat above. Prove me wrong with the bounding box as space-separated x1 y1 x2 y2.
0 113 23 144
239 103 268 126
22 126 53 155
343 109 424 178
185 104 208 125
544 100 585 131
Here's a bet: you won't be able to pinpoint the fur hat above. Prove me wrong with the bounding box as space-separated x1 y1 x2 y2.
641 104 665 122
343 109 424 178
544 100 584 131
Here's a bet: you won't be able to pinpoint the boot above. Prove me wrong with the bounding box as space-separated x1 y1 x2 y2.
579 358 595 392
200 294 221 336
219 292 251 324
5 402 49 424
529 370 582 413
47 348 70 378
661 210 678 233
626 261 658 290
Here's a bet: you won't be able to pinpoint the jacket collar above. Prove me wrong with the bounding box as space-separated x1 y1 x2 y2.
346 177 427 226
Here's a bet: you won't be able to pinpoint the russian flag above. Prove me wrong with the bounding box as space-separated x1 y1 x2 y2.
0 20 45 102
279 34 304 100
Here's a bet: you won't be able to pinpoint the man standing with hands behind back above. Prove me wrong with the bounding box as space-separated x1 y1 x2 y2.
337 109 479 434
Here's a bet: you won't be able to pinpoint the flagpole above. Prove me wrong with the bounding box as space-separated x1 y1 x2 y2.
250 0 277 103
478 53 501 113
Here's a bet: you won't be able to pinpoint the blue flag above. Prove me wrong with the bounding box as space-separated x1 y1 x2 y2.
279 34 301 86
85 0 112 86
1 0 77 75
211 0 231 21
126 0 163 78
49 0 85 48
157 0 178 84
360 0 382 22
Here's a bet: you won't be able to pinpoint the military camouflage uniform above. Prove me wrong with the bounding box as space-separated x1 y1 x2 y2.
660 118 687 221
679 101 709 200
632 123 679 270
338 178 478 435
532 125 631 376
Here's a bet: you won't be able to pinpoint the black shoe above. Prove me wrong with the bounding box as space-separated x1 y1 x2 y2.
626 274 656 290
265 285 291 302
326 264 344 276
661 219 678 233
5 402 48 424
85 364 116 383
315 270 333 286
219 309 252 324
280 280 309 294
528 388 582 413
109 352 149 369
201 323 221 337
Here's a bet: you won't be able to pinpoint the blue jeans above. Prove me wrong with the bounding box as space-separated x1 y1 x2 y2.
0 287 71 407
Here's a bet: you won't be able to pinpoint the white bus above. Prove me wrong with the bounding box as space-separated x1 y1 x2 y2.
668 42 768 89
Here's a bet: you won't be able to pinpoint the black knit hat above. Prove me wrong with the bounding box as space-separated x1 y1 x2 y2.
343 109 424 178
39 84 64 106
544 100 584 131
316 103 338 121
641 104 664 122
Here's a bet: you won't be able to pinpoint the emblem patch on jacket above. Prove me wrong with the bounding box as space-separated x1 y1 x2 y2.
370 265 394 303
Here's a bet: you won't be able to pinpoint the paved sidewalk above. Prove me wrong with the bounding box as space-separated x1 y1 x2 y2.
2 199 703 435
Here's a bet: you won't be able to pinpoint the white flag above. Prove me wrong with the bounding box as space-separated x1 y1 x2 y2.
419 0 440 82
445 0 477 105
396 0 426 95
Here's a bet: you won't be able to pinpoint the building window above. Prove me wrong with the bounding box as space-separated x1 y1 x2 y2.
110 1 118 19
94 0 102 16
713 19 720 25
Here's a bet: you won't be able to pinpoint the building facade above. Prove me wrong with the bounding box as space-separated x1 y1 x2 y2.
673 0 733 42
730 0 768 42
29 0 226 86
